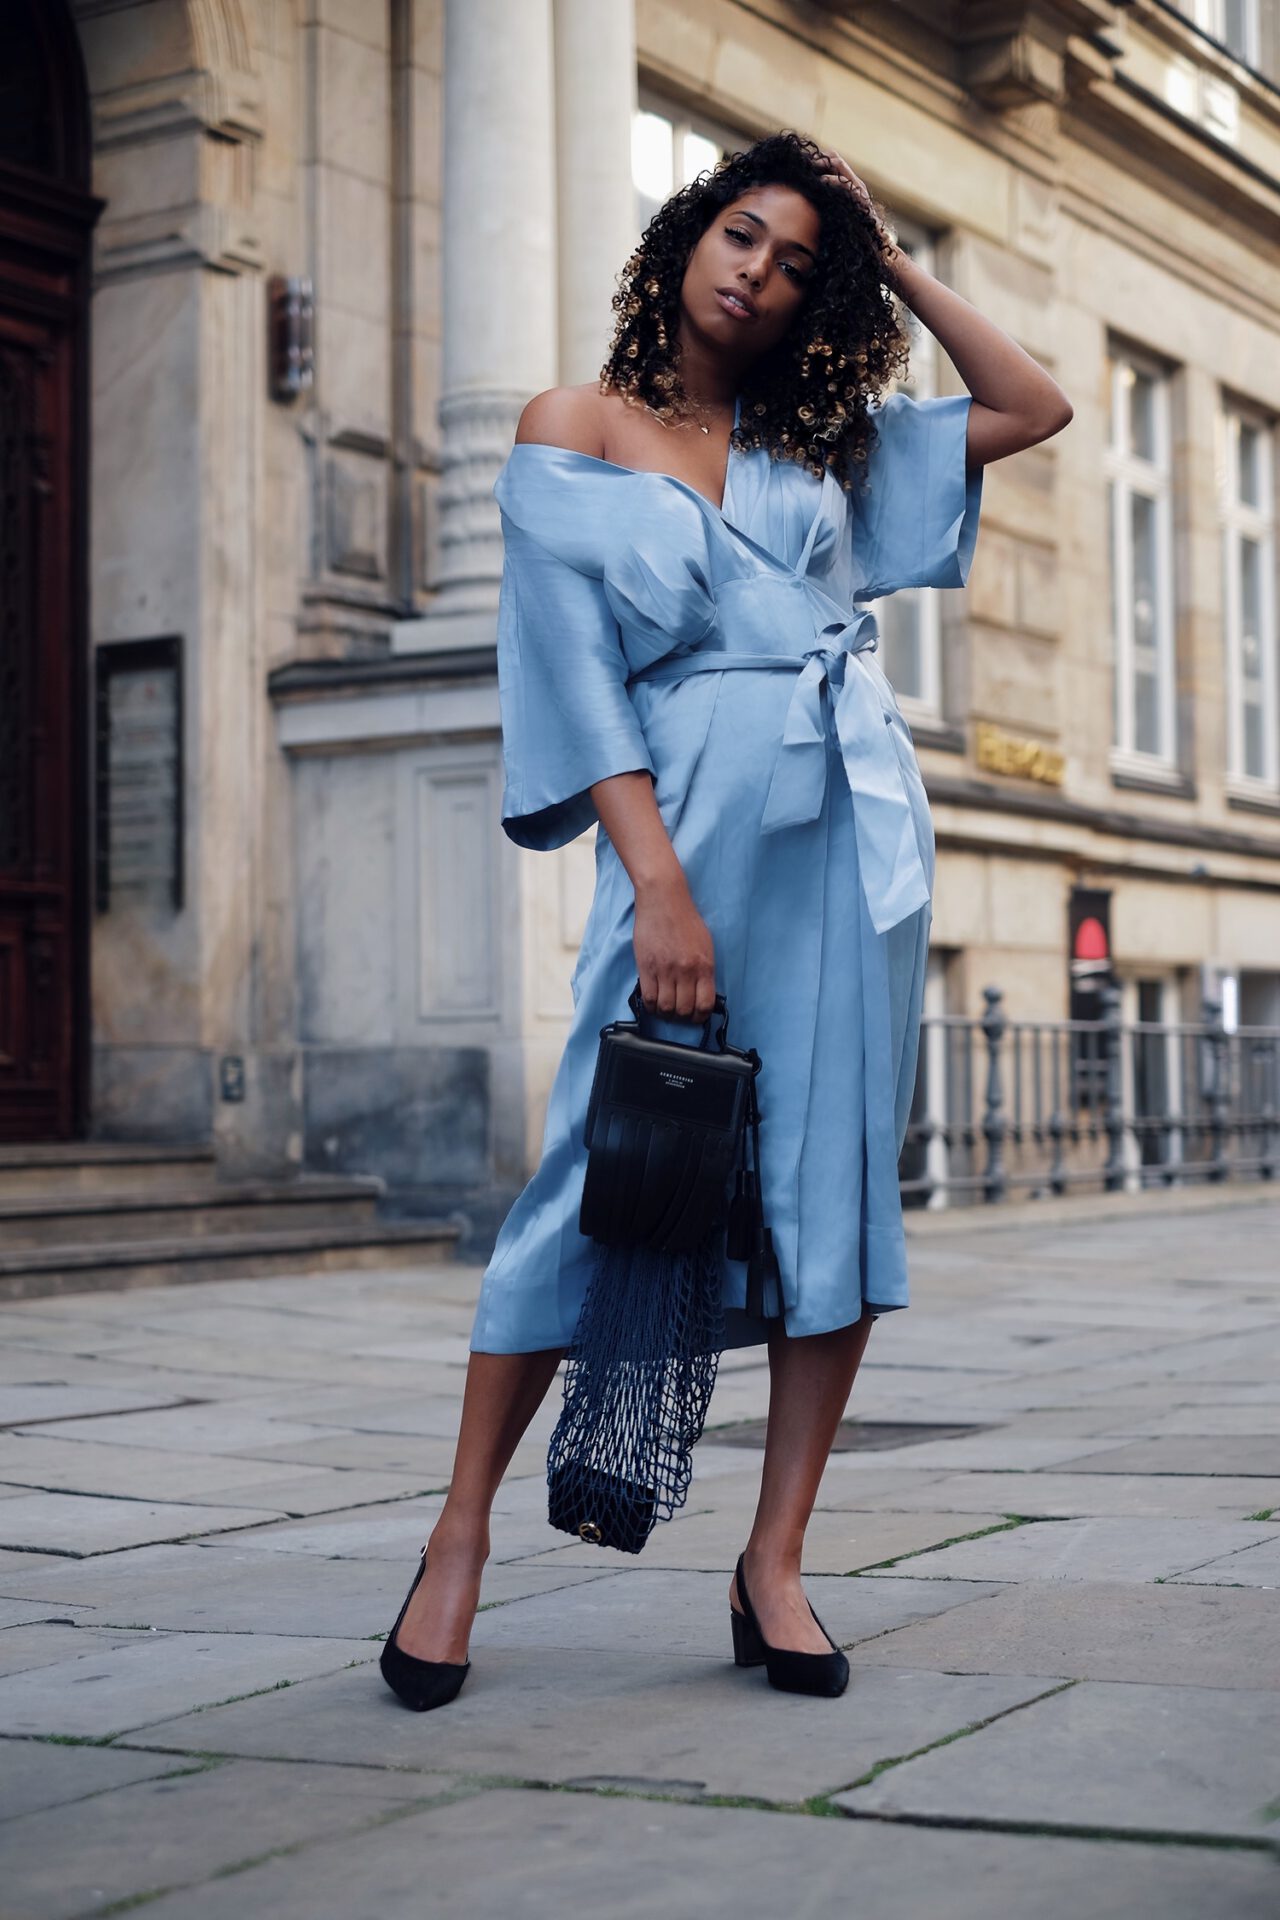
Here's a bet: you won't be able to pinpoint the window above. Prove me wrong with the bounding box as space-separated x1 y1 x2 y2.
871 220 943 713
1220 401 1278 788
1183 0 1261 67
632 91 741 233
1106 347 1178 771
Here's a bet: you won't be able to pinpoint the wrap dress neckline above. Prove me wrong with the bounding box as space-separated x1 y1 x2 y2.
502 388 937 938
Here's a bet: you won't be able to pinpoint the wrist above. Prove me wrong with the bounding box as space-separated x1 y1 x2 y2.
633 859 688 903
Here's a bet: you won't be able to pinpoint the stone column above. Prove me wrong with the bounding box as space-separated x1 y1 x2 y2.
395 0 557 650
554 0 637 386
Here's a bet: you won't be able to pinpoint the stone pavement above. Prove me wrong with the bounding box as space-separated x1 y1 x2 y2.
0 1194 1278 1918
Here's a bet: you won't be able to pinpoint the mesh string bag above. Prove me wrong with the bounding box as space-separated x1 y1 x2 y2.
546 1234 725 1555
546 984 778 1556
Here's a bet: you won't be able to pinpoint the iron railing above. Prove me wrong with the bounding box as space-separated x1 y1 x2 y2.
899 986 1280 1208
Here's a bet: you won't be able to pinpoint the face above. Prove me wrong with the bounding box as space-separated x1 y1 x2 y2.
680 183 821 359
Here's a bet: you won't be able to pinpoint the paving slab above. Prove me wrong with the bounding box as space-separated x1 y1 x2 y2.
1 1540 420 1638
0 1551 66 1577
134 1647 1056 1802
1 1597 94 1630
1091 1405 1280 1437
0 1433 389 1504
816 1433 1132 1471
850 1471 1280 1519
0 1620 128 1672
517 1507 1010 1574
849 1578 1280 1687
98 1784 1280 1920
0 1737 195 1823
0 1385 189 1426
835 1678 1280 1843
858 1516 1280 1584
209 1429 463 1477
467 1568 1005 1660
0 1626 377 1738
17 1406 358 1456
0 1491 292 1556
1060 1437 1280 1477
149 1468 444 1514
1171 1535 1280 1587
0 1757 452 1920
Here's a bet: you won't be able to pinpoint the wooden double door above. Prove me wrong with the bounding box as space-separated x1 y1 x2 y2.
0 0 99 1139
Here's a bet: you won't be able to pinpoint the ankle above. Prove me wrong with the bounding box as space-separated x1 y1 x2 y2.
743 1537 804 1583
425 1513 490 1566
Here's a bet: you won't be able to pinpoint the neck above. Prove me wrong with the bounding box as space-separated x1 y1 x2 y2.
672 328 741 415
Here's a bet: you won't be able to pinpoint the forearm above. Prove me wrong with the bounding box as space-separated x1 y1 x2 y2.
887 248 1070 436
589 770 688 902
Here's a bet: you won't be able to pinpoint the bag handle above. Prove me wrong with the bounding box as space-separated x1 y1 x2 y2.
627 978 729 1051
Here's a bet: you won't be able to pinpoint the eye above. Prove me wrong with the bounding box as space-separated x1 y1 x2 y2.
724 227 807 283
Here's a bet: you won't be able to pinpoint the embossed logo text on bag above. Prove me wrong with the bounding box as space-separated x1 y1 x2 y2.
658 1071 694 1091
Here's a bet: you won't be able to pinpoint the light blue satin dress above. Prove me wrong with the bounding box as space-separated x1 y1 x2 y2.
471 390 983 1353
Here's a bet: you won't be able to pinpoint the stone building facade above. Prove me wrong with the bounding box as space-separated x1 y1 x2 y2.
1 0 1277 1235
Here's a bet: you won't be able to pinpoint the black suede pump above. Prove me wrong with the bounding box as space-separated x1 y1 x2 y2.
379 1545 470 1712
730 1552 849 1698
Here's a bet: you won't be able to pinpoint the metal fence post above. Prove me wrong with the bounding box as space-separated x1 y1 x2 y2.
1102 982 1126 1192
981 986 1007 1203
1202 995 1229 1182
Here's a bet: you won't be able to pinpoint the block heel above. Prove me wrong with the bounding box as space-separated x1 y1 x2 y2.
730 1603 766 1667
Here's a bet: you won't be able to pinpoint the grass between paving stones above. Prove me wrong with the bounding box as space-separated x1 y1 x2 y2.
1246 1507 1274 1521
847 1514 1037 1574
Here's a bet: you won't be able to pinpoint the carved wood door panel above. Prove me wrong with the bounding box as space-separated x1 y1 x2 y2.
0 308 74 1139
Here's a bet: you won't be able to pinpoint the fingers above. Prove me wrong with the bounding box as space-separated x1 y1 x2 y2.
652 965 716 1020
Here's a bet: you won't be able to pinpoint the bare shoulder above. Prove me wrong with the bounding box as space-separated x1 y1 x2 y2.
514 384 606 456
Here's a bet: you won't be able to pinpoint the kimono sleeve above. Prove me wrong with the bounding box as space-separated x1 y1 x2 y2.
495 515 655 851
852 390 983 597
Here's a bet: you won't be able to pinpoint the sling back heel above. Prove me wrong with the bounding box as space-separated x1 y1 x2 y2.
379 1544 471 1713
730 1552 849 1698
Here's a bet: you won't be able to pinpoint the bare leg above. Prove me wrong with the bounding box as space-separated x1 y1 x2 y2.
394 1347 563 1663
728 1310 874 1655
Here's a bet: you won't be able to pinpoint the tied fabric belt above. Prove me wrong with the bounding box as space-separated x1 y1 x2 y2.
629 611 930 937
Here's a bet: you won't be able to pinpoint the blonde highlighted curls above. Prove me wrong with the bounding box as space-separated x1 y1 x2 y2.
599 130 910 493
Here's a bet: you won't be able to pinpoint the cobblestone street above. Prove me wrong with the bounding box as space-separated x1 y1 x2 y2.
1 1194 1278 1917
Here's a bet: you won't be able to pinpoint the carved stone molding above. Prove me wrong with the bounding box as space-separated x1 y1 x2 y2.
431 386 528 615
959 0 1124 109
74 0 263 280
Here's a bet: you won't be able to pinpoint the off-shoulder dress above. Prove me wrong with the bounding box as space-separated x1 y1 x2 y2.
470 389 983 1354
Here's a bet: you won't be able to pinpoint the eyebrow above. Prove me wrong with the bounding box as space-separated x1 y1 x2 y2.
729 207 818 265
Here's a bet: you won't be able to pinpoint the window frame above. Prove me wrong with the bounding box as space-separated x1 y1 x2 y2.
1106 343 1180 779
1185 0 1262 68
633 88 743 229
1219 396 1279 792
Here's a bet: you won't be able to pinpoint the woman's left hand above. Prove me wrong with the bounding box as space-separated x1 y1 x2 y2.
812 149 904 281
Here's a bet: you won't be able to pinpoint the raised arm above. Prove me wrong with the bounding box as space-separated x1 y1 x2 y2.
883 251 1073 469
811 148 1074 469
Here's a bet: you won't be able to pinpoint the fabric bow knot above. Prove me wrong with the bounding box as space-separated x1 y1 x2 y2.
758 610 931 936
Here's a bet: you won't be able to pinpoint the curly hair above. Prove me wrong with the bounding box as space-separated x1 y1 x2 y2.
598 130 910 494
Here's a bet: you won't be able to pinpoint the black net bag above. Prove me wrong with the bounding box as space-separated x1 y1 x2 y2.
546 984 780 1555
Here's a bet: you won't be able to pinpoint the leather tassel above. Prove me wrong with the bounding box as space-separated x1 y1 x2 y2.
725 1167 756 1262
745 1225 781 1318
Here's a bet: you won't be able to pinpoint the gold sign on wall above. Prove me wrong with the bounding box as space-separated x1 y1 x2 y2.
974 722 1065 787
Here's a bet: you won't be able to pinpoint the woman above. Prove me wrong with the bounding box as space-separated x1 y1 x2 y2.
380 131 1071 1709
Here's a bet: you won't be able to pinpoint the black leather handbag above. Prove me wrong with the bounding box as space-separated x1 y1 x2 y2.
546 982 781 1555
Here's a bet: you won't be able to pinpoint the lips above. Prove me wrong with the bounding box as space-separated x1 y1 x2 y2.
716 286 758 319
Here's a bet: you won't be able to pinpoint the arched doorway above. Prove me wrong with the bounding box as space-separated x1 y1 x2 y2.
0 0 100 1139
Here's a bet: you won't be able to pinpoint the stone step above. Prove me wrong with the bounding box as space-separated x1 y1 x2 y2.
0 1142 219 1201
0 1176 385 1249
0 1218 462 1302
